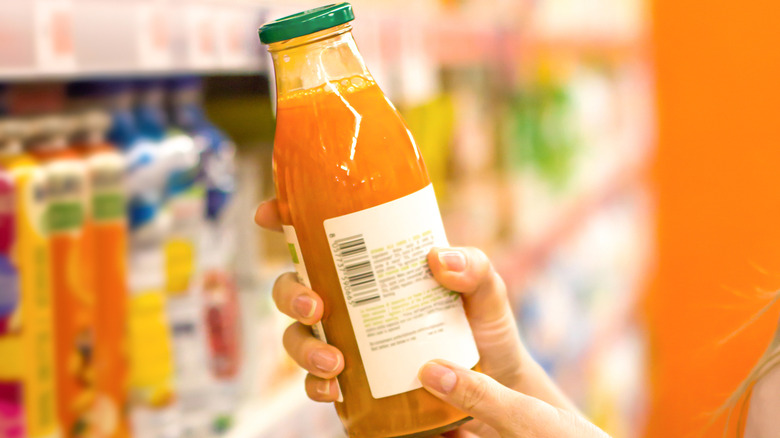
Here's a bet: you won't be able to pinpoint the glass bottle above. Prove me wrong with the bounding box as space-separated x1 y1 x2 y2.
261 4 480 437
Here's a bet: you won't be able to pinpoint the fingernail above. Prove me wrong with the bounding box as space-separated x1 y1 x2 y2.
439 250 466 273
420 362 457 394
293 295 317 319
311 350 340 373
317 379 332 396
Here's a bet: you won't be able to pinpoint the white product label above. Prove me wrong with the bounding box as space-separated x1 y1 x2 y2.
167 294 213 400
283 225 343 402
323 184 479 399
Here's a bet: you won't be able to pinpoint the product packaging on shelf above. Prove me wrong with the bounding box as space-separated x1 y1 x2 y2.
107 81 181 438
168 76 243 433
44 77 250 438
0 119 60 438
71 107 131 438
27 115 95 438
260 4 479 436
135 79 213 438
514 189 651 436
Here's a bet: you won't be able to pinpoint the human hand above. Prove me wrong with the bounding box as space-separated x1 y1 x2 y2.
255 199 609 437
419 360 610 438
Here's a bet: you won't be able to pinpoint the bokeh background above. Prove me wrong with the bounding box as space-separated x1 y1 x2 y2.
1 0 779 437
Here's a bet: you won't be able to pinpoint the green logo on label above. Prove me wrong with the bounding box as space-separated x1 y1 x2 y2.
93 193 125 222
288 243 299 264
49 202 84 232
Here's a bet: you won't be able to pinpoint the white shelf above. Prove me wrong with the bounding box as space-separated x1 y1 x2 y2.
0 0 267 80
227 372 344 438
226 374 307 438
0 0 643 82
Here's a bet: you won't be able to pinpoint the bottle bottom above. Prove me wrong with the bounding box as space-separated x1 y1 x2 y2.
387 416 473 438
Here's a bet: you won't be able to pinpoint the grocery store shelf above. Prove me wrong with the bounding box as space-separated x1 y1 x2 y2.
0 0 644 81
227 371 345 438
226 373 308 438
524 35 647 62
0 0 267 80
497 159 648 289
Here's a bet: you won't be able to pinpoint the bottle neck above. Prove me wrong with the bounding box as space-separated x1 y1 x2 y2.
269 24 372 100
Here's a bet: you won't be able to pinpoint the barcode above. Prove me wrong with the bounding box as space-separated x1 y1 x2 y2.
334 234 380 306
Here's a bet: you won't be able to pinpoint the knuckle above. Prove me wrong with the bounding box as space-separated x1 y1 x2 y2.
460 377 490 411
464 247 493 278
506 401 544 433
466 246 489 262
271 273 292 301
489 270 508 299
305 375 335 403
555 408 609 438
273 272 304 305
281 322 302 350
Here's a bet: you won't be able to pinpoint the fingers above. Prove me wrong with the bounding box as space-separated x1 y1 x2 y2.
273 273 345 401
427 247 511 327
441 430 483 438
272 272 324 325
254 198 283 232
283 322 344 379
418 361 611 438
304 374 340 402
418 360 512 430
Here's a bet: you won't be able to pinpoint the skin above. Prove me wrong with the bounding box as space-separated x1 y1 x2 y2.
255 199 610 437
745 355 780 438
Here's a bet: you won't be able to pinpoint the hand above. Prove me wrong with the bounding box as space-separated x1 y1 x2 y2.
255 199 609 437
419 360 610 438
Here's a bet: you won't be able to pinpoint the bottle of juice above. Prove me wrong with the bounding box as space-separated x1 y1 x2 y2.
71 109 130 438
259 4 480 436
0 119 60 438
104 81 181 438
27 115 95 438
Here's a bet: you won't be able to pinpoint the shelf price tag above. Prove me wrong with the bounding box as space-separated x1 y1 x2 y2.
34 0 76 72
215 7 253 69
184 3 217 69
136 0 172 69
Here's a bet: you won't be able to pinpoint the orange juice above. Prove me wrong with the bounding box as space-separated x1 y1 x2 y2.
261 4 480 436
72 110 129 438
0 120 60 438
28 116 95 438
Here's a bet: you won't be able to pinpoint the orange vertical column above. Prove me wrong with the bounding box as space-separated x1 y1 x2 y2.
646 1 780 437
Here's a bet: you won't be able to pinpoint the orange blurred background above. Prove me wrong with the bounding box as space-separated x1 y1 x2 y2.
647 0 780 436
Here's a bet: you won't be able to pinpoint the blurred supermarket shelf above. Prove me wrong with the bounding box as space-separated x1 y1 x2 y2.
226 372 305 438
0 0 653 436
496 157 649 291
0 0 646 81
0 0 268 80
227 372 344 438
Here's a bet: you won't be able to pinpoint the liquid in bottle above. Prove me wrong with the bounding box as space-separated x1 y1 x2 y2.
260 4 480 437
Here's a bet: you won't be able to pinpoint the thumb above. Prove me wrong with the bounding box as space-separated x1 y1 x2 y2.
418 360 611 438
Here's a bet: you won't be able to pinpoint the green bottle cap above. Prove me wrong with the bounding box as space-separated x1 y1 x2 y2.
259 3 355 45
